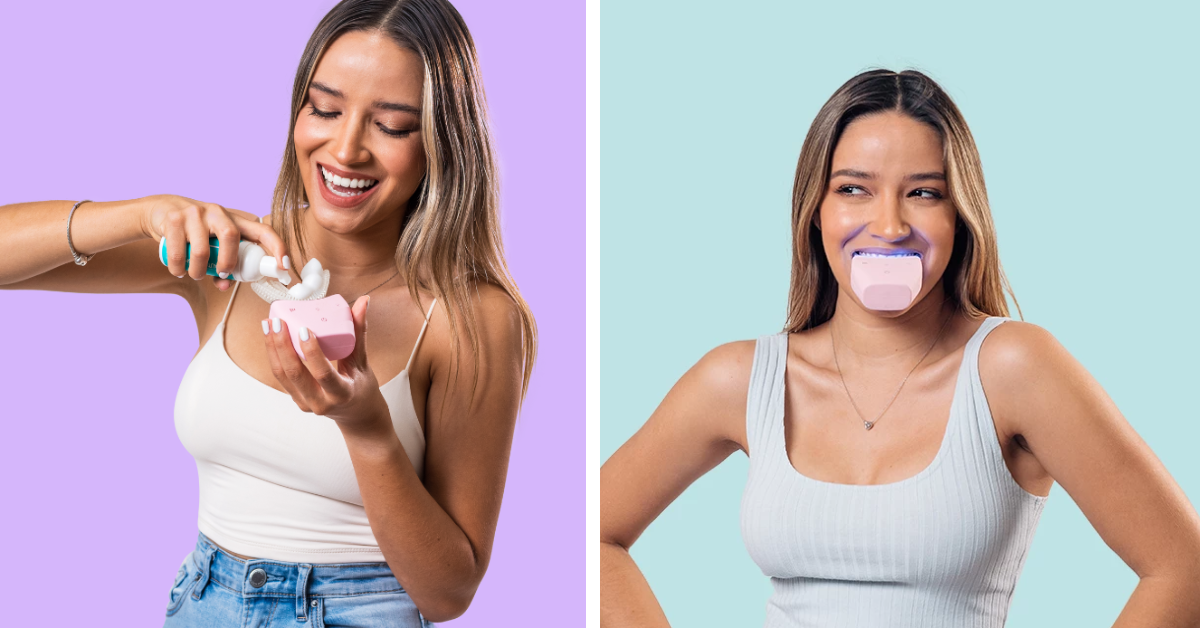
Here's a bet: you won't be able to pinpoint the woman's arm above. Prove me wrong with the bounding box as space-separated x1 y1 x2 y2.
980 322 1200 628
0 198 173 292
601 341 755 627
334 284 526 623
0 197 285 298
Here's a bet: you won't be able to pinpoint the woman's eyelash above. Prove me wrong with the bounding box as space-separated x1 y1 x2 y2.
307 105 337 119
834 185 943 200
307 105 412 137
378 126 412 138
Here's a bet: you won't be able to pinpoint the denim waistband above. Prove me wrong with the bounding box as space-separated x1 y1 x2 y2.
189 531 405 622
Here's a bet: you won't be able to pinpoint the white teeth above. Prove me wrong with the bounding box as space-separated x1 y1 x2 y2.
325 178 365 197
854 252 920 258
320 166 377 191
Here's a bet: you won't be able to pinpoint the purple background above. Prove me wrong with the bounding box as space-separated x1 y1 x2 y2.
0 1 582 624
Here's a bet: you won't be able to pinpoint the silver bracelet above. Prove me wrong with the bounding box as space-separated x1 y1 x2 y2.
67 199 93 266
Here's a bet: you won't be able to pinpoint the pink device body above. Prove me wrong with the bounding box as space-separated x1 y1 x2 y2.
268 294 356 361
850 255 923 311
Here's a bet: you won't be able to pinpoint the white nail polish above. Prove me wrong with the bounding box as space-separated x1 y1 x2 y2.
282 255 291 270
262 320 270 335
299 326 309 341
219 271 229 279
272 318 281 333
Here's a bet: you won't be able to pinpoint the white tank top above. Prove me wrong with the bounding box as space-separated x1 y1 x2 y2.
740 317 1048 627
174 280 435 563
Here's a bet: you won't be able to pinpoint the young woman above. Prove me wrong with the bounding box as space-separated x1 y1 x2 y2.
600 70 1200 627
0 0 535 625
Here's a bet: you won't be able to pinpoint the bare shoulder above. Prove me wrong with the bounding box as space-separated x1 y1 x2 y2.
426 282 523 348
419 281 526 390
666 339 757 450
978 319 1078 436
690 339 757 400
978 319 1069 378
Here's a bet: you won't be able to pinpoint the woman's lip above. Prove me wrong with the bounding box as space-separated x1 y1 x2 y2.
315 164 380 209
852 247 922 258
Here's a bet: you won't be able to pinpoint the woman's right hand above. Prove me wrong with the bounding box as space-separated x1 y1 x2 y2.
142 194 289 291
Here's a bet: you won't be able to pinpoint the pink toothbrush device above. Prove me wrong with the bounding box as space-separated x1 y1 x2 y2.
850 255 923 311
269 294 356 361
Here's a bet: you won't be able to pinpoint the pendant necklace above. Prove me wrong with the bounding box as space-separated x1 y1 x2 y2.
829 302 953 431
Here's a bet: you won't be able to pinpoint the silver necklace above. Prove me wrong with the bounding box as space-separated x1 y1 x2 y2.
346 268 400 304
829 304 953 431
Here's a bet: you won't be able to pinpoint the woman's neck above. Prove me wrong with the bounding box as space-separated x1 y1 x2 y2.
287 208 403 283
826 282 955 367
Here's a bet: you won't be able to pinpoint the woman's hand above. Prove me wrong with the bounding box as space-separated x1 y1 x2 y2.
142 194 288 292
262 295 390 437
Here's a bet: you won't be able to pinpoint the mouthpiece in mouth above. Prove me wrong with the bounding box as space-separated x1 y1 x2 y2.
850 253 923 311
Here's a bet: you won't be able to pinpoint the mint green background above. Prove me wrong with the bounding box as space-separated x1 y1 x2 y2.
600 1 1199 625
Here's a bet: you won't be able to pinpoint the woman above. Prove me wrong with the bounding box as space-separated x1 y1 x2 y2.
0 0 535 625
600 70 1200 627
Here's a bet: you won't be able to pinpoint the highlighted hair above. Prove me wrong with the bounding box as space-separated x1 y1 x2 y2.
272 0 537 400
786 69 1021 332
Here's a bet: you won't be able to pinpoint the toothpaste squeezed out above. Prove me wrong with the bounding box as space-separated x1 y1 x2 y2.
286 258 326 300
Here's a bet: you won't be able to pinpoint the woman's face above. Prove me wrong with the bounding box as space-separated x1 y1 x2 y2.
294 30 427 233
818 110 958 315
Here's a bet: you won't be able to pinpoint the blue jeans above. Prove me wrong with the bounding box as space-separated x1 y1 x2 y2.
164 531 434 627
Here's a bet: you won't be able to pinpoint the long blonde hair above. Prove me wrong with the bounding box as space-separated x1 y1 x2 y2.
271 0 537 400
785 69 1022 332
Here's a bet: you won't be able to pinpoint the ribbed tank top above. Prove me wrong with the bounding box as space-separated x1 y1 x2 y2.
174 281 436 563
740 317 1048 627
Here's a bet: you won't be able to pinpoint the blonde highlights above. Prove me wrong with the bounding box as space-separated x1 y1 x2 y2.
271 0 537 400
785 69 1021 332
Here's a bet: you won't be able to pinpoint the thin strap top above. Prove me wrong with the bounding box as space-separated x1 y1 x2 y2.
740 317 1048 627
174 280 437 563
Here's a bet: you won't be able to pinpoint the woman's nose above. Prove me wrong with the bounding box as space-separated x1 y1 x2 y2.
332 117 369 165
869 196 911 242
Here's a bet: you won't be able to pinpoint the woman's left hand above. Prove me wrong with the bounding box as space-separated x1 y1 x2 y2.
263 296 389 437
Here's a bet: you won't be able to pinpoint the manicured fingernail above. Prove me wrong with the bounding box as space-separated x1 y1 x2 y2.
176 274 184 279
262 319 269 335
272 318 281 333
282 255 291 270
299 326 309 341
366 296 371 312
219 271 229 279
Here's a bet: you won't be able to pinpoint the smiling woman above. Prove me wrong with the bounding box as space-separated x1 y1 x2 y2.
299 32 427 210
0 0 539 626
600 69 1200 627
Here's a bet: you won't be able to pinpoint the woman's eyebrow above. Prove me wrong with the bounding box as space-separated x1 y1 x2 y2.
829 169 945 182
830 168 874 179
374 101 420 114
309 81 420 114
310 81 343 98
